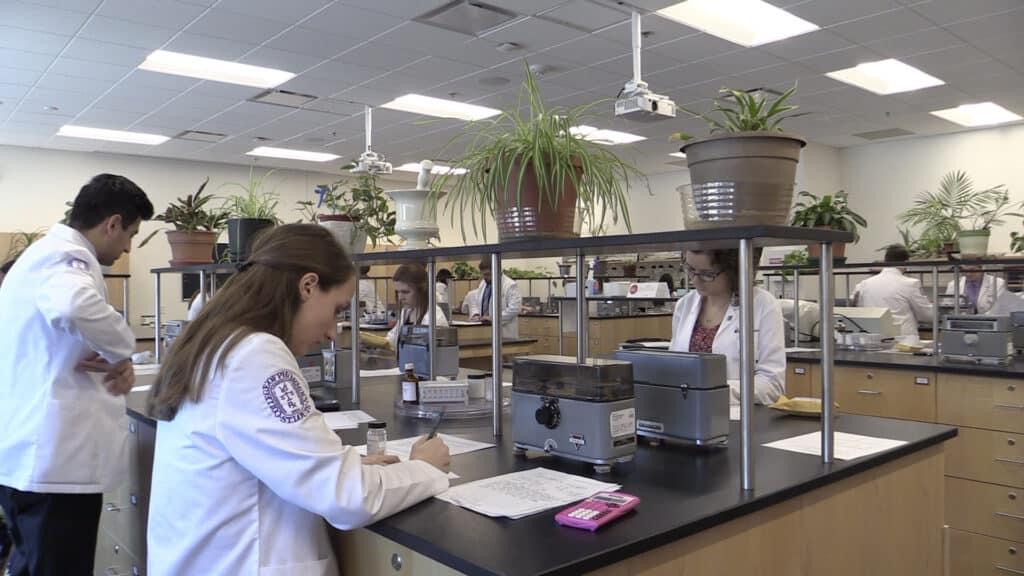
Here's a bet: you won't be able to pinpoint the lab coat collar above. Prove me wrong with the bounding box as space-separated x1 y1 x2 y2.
880 267 905 277
48 223 98 259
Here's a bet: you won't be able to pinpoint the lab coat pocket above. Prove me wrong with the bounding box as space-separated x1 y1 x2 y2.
258 557 332 576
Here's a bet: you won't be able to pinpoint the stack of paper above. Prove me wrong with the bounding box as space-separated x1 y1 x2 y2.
355 434 495 479
435 468 620 519
322 410 376 430
763 431 907 460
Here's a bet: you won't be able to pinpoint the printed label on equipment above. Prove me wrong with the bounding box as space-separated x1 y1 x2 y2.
914 377 930 385
636 420 664 433
402 381 418 401
300 366 322 383
569 434 586 448
610 408 636 438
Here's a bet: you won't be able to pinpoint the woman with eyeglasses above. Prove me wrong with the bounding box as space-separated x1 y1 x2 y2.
669 250 786 405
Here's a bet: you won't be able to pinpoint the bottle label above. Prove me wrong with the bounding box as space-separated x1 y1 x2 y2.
402 381 418 401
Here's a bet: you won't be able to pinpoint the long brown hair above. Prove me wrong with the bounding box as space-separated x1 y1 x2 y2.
393 263 430 324
147 224 355 420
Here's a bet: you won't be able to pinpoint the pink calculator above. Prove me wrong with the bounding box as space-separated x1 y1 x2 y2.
555 491 640 531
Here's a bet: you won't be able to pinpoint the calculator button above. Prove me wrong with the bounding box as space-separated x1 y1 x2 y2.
585 511 598 519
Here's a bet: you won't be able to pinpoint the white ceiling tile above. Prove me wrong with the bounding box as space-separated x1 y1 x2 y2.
902 43 991 73
104 83 182 106
961 71 1024 97
15 0 103 12
34 72 112 95
120 69 200 92
77 16 178 50
1 120 60 135
0 83 32 99
45 136 103 151
214 0 331 23
0 48 53 72
546 65 623 92
300 4 405 40
972 33 1024 72
429 38 519 68
4 1 92 35
142 106 217 126
185 8 291 45
163 33 259 61
939 59 1018 85
187 81 263 100
303 97 364 116
336 0 450 18
337 42 427 70
831 9 936 44
540 34 629 65
783 72 848 95
733 62 815 89
761 29 853 60
945 7 1024 42
62 38 149 66
170 92 240 112
359 72 434 94
96 0 209 29
393 57 482 83
796 45 884 73
910 0 1023 26
305 59 387 86
278 74 361 99
146 138 210 156
644 62 723 91
265 27 363 59
890 84 971 108
595 13 701 47
9 109 74 125
786 0 903 27
423 77 504 101
542 0 629 32
0 67 43 86
238 47 323 74
21 88 94 115
698 49 786 75
374 21 474 55
590 51 684 78
333 85 402 106
0 26 72 56
865 27 963 59
481 17 589 52
74 106 147 128
649 33 739 63
485 0 568 16
47 57 132 80
93 94 166 113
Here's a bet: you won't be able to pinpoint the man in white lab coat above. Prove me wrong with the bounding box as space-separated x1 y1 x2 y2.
0 174 153 576
945 264 1006 315
851 244 934 336
469 259 522 339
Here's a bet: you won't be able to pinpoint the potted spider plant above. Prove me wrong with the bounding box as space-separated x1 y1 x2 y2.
673 84 804 229
222 166 280 262
429 61 645 241
297 167 395 255
4 228 46 262
790 190 867 262
140 177 229 265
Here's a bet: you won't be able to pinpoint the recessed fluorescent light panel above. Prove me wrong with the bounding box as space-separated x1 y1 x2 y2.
380 94 500 121
930 102 1023 127
395 162 467 175
826 58 943 95
57 125 169 145
246 147 340 162
570 125 646 145
668 152 687 158
139 50 295 88
657 0 819 47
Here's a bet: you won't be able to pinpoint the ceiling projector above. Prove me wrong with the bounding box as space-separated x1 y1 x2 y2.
350 149 392 174
615 80 676 122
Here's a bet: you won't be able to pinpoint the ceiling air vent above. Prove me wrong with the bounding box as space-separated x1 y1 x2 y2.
174 130 226 143
418 1 520 36
250 89 318 108
853 128 915 141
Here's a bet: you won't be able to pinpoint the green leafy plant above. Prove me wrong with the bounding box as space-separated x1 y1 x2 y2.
1011 231 1024 254
898 170 1013 250
62 201 73 225
139 178 228 246
429 60 646 240
451 261 479 280
5 228 46 261
779 249 808 279
304 166 396 247
222 166 281 222
790 190 867 242
964 189 1020 231
504 266 547 279
671 84 799 141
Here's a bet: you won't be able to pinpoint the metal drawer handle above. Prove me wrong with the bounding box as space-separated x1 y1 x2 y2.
866 372 874 380
857 389 882 395
995 457 1024 465
995 511 1024 521
105 567 129 576
994 403 1024 410
104 502 123 512
995 565 1024 575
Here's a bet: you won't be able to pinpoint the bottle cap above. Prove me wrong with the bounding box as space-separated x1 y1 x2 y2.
404 362 415 370
368 421 387 429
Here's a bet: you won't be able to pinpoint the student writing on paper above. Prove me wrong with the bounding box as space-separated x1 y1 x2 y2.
383 263 450 350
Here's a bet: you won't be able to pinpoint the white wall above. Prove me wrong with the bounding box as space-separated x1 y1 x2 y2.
841 123 1024 261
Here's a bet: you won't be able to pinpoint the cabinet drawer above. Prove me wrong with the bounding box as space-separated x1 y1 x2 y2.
946 426 1024 488
786 363 812 398
946 477 1024 543
938 375 1024 434
94 528 143 576
946 527 1023 576
99 488 148 560
831 366 936 421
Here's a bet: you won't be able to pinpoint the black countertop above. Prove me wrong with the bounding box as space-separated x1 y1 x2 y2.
788 349 1024 378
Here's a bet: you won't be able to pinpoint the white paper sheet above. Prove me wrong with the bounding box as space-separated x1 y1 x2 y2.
729 405 740 421
450 320 483 326
784 347 821 353
322 410 376 430
354 434 495 479
360 367 401 377
435 467 620 519
763 431 907 460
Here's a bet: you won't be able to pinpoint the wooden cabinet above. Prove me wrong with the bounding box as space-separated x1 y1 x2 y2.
95 415 155 575
946 477 1024 544
786 363 814 398
818 366 936 422
945 426 1024 488
94 528 143 576
938 375 1024 434
946 528 1023 576
334 527 462 576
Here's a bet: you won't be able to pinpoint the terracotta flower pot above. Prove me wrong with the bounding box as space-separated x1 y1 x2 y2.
166 230 218 266
494 161 579 241
806 226 847 261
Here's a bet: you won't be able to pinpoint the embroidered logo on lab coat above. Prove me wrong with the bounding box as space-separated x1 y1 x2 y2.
69 258 89 271
262 369 312 424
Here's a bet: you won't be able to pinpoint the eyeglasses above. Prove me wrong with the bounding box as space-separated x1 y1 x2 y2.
682 263 723 282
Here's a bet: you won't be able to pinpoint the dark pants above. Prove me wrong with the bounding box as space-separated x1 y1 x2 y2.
0 486 101 576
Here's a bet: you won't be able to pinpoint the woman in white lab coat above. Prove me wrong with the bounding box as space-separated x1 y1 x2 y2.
146 224 451 576
945 266 1005 315
386 263 450 349
669 249 786 405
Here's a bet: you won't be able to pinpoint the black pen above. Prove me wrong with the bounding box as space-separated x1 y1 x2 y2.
426 407 445 440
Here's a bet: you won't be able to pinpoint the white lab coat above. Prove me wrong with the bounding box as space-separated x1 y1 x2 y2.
468 276 522 339
386 305 450 349
461 287 479 315
187 290 206 321
358 278 380 313
147 333 448 576
0 224 135 493
851 268 934 336
436 282 449 305
946 275 1005 315
669 288 786 405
